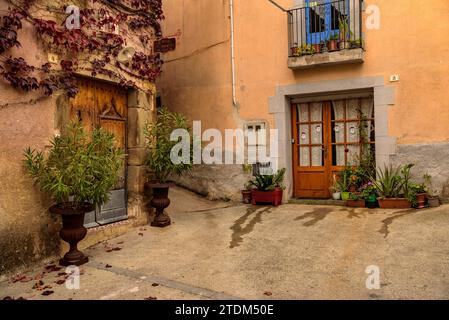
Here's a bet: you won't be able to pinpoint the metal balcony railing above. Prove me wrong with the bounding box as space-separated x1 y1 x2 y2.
288 0 363 58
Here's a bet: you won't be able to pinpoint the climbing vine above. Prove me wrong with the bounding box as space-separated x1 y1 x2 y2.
0 0 164 101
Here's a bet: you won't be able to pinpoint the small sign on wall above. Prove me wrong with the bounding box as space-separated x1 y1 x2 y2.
154 38 176 53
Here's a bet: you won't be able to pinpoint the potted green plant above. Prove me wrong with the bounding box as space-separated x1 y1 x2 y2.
350 39 363 49
361 182 378 209
338 16 352 50
338 168 352 201
249 168 285 206
145 107 193 227
407 183 428 209
24 122 124 266
424 174 441 207
346 192 365 208
330 174 341 200
370 164 412 209
242 182 253 204
294 44 316 57
312 43 322 54
327 33 339 52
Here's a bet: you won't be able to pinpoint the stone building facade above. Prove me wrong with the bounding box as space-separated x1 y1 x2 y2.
157 0 449 201
0 1 157 274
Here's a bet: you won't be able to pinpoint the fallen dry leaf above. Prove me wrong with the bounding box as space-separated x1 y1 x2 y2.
144 296 157 300
45 265 62 272
32 280 44 290
11 274 32 283
2 296 27 300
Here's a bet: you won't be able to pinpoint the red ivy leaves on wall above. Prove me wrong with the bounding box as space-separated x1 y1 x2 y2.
0 0 164 99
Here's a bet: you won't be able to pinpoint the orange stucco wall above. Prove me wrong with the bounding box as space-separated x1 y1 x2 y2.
0 0 157 273
157 0 449 145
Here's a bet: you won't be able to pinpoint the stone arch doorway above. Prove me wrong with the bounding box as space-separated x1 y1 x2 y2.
69 77 128 227
56 75 156 227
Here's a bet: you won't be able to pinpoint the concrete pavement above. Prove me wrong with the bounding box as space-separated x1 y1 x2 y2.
1 187 449 300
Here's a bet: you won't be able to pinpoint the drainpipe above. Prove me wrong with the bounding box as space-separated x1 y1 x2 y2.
230 0 237 107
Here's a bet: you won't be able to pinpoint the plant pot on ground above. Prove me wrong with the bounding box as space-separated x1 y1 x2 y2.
428 196 440 208
361 182 378 209
341 192 351 201
24 122 124 266
241 182 253 204
377 198 411 209
424 174 440 208
346 193 365 208
335 167 352 201
408 183 428 209
332 192 341 200
144 107 193 228
330 174 341 200
248 168 286 206
370 164 415 209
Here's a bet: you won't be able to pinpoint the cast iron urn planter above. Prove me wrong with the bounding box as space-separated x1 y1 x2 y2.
148 183 171 228
50 203 94 266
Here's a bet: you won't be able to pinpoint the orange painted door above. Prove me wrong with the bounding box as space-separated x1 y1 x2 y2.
292 102 331 198
69 78 128 227
292 98 376 199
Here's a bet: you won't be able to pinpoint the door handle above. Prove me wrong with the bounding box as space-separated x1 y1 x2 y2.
322 146 328 159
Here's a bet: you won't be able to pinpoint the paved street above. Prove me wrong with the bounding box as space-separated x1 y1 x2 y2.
1 187 449 300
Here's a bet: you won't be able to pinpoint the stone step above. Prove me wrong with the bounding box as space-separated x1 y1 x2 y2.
289 198 347 206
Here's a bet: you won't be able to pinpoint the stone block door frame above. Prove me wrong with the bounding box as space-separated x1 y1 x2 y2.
269 76 396 201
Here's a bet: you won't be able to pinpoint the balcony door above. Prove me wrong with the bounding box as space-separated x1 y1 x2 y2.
305 0 349 44
292 98 375 199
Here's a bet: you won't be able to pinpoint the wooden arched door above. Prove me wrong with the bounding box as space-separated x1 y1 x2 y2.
69 78 128 227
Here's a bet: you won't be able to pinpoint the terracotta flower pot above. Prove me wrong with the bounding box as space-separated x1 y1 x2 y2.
378 198 411 209
312 43 321 54
50 202 94 266
346 199 366 208
251 188 283 206
291 47 298 56
242 190 252 204
415 193 427 209
148 183 171 228
327 40 339 52
428 196 440 208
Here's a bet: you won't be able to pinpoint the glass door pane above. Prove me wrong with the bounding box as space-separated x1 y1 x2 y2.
297 103 324 167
